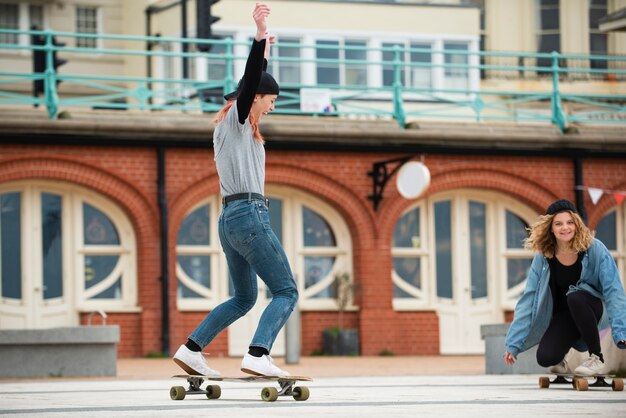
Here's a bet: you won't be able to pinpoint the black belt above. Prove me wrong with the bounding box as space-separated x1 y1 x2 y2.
222 192 269 207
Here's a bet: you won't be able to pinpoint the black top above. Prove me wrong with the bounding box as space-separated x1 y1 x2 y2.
236 39 268 125
549 253 582 313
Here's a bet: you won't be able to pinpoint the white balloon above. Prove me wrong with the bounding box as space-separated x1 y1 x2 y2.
396 162 431 199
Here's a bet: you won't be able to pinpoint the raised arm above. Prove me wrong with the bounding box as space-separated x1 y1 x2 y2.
236 3 270 124
263 33 276 71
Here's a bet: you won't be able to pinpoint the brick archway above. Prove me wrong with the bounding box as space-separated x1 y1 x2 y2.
0 156 161 356
378 167 557 244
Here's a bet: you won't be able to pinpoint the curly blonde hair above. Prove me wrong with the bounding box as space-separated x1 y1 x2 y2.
524 210 594 258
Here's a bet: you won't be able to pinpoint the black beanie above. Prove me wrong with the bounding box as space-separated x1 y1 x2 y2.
224 72 280 101
546 199 577 215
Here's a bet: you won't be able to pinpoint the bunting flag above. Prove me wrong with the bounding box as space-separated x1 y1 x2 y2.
588 187 604 205
576 186 626 206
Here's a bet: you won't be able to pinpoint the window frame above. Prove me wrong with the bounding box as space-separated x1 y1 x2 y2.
0 1 46 48
391 191 535 312
596 205 626 290
0 180 138 314
74 5 101 49
175 195 223 311
175 186 354 312
391 202 430 310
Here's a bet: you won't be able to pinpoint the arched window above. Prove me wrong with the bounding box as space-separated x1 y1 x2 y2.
596 206 625 287
175 195 222 310
391 190 535 353
0 181 137 328
175 187 353 311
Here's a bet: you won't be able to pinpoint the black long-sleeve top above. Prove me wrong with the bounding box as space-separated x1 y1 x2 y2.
236 38 267 124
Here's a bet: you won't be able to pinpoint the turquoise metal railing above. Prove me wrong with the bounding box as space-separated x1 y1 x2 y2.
1 28 625 131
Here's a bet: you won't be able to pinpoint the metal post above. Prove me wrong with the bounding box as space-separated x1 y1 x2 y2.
158 148 170 356
550 51 566 132
285 297 301 364
392 45 405 128
181 0 188 80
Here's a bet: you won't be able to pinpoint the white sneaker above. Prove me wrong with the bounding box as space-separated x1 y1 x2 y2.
240 353 289 377
548 359 571 374
173 344 221 377
574 354 604 376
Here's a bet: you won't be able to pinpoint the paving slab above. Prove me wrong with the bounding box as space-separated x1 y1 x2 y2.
1 357 624 417
0 375 625 418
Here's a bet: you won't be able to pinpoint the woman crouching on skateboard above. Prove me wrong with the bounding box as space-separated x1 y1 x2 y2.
173 3 298 377
504 199 626 376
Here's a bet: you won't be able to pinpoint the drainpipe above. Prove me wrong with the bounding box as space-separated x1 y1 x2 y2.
574 157 587 224
145 7 153 106
158 147 170 355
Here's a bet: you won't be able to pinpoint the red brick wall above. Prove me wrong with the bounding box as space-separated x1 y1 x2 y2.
2 144 625 358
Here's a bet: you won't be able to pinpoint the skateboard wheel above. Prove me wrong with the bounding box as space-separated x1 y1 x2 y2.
538 377 550 389
261 387 279 402
170 385 186 400
612 378 624 392
205 385 221 399
574 378 588 391
292 386 310 401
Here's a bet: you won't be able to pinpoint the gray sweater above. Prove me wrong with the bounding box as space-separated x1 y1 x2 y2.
213 103 265 196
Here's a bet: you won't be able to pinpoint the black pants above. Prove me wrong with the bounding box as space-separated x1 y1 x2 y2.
536 291 603 367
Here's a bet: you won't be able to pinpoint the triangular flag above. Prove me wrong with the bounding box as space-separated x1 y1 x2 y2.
614 192 626 206
588 187 603 205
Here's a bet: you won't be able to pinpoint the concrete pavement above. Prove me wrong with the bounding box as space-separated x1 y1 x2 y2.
1 356 625 417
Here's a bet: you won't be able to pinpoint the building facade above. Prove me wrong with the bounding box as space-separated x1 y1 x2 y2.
1 0 626 358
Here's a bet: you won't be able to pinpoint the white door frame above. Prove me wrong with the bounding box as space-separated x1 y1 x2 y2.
433 192 499 354
0 184 76 329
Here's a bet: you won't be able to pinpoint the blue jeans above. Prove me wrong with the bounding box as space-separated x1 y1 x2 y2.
189 198 298 352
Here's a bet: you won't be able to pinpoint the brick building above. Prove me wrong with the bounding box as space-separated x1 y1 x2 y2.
1 0 626 359
2 109 625 357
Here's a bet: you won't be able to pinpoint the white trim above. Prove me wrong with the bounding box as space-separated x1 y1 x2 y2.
176 186 355 312
175 195 223 311
392 190 536 316
0 180 138 328
217 25 478 43
212 27 479 102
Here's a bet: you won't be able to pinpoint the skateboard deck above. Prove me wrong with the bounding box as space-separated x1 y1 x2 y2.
538 373 624 391
170 374 313 402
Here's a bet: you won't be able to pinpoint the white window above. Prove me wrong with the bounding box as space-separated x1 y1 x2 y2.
536 0 560 70
175 196 222 311
75 6 98 49
589 0 607 70
382 39 471 95
0 2 44 45
443 42 470 91
596 206 626 288
501 210 533 307
0 3 19 45
391 192 534 311
271 37 301 85
391 204 429 309
176 187 354 311
0 182 137 328
315 38 368 87
391 191 535 353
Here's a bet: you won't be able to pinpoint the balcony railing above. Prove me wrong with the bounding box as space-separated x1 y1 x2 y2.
1 28 626 132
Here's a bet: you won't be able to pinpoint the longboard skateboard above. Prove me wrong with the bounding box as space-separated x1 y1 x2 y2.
538 373 624 391
170 374 313 402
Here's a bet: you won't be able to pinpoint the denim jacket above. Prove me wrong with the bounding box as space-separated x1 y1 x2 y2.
505 239 626 358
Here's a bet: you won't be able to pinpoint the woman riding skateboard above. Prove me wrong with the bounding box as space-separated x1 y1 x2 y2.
173 3 298 377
